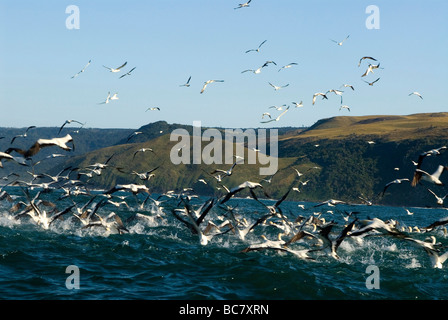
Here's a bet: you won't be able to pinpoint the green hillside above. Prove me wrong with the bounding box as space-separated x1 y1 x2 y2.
2 112 448 207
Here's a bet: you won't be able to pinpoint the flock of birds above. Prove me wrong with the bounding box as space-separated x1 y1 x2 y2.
0 1 441 275
1 129 448 269
63 1 424 126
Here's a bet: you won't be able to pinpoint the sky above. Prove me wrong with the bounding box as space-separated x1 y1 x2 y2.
0 0 447 130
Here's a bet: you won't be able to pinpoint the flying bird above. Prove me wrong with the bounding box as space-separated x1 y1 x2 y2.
110 92 119 101
268 82 289 91
180 76 192 87
234 0 251 10
411 165 448 187
71 60 91 79
146 107 160 111
10 126 36 144
292 101 303 108
0 152 27 168
278 63 298 72
363 78 380 86
58 120 85 135
339 105 350 112
380 178 410 197
119 67 136 79
409 92 423 99
414 146 447 169
261 106 289 123
200 80 224 94
361 63 381 77
98 92 111 105
358 56 377 67
342 84 355 91
312 92 328 105
103 61 127 73
245 39 267 53
330 35 350 46
426 188 447 206
6 134 74 159
220 181 268 204
133 148 155 159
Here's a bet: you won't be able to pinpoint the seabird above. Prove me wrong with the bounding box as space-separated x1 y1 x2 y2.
234 0 251 10
339 105 350 112
103 61 127 73
98 92 111 105
268 82 289 91
146 107 160 111
210 160 241 178
10 126 36 144
342 84 355 91
110 92 119 101
312 92 328 105
411 165 448 187
83 212 129 235
71 60 91 79
409 92 423 99
180 76 192 87
402 236 448 269
312 219 358 259
423 216 448 232
133 147 155 159
348 217 404 238
414 146 447 169
126 131 143 143
326 89 344 103
314 199 347 207
261 112 271 119
131 166 159 181
220 181 268 204
6 134 74 159
361 64 381 77
0 152 27 168
119 67 136 79
105 183 151 196
292 101 303 108
278 63 298 72
261 106 290 123
358 56 377 67
380 178 410 197
172 197 216 245
330 35 350 46
426 188 448 206
58 120 84 135
245 39 267 53
363 78 380 86
200 80 224 94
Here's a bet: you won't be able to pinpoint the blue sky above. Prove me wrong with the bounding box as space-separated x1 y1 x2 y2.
0 0 447 129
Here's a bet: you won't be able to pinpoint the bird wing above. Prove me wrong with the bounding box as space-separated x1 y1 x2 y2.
115 61 128 70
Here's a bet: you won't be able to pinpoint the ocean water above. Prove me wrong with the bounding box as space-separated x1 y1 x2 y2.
1 187 448 301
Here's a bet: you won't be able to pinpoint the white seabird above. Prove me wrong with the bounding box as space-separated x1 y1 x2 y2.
409 92 423 99
234 0 251 10
71 60 91 79
411 165 448 187
103 61 127 73
245 39 267 53
268 82 289 91
200 80 224 94
261 106 289 123
330 35 350 46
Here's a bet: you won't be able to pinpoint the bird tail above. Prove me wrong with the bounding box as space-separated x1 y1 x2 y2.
411 170 422 187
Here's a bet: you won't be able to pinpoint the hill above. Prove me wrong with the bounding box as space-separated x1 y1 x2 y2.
2 112 448 207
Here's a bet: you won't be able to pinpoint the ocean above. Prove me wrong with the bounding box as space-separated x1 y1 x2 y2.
1 186 448 302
